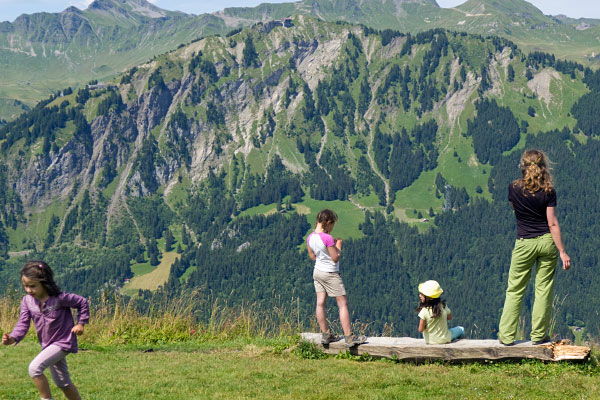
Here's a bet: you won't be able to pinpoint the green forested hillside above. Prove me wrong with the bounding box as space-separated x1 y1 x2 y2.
2 0 599 122
0 16 598 342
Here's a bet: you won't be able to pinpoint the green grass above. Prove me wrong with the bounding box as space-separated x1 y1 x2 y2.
239 197 365 240
352 192 383 209
0 340 598 399
569 326 586 346
246 147 269 176
6 198 69 251
53 120 77 149
275 133 306 172
100 167 122 199
165 174 191 210
238 203 282 218
297 198 365 240
179 266 197 282
130 262 153 277
394 170 443 211
0 98 30 121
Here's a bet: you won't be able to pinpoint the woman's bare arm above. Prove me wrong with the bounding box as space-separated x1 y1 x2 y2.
547 207 571 270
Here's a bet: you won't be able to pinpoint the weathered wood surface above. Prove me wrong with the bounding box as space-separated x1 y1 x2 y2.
300 333 590 362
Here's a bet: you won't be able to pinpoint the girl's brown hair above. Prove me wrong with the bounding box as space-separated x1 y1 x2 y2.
21 261 61 297
513 149 554 195
315 209 338 232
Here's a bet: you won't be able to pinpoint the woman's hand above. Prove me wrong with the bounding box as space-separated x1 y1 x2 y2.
560 252 571 270
71 324 85 336
2 333 15 345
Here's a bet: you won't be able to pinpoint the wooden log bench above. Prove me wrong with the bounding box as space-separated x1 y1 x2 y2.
300 333 591 362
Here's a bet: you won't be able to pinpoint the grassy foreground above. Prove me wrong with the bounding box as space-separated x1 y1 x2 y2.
1 296 599 399
1 341 599 399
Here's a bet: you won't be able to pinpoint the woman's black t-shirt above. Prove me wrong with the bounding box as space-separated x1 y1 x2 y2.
508 183 557 239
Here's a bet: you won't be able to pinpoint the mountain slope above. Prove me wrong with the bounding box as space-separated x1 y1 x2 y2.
220 0 600 67
1 0 599 122
0 0 227 120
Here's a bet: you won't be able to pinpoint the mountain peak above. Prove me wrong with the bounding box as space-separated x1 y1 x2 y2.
87 0 168 19
456 0 546 19
61 6 83 15
389 0 439 4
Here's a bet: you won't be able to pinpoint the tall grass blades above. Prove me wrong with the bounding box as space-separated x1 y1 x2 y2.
0 289 25 339
88 289 306 346
2 288 306 347
548 293 567 339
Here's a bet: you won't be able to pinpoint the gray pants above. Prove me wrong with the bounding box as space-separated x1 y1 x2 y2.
29 344 72 388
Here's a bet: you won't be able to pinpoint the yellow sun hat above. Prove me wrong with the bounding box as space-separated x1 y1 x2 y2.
418 280 443 298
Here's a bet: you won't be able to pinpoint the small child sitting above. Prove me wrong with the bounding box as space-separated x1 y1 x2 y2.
416 280 464 344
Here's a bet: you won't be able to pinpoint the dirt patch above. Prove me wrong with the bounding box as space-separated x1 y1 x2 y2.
264 208 278 216
8 250 32 258
487 48 511 97
527 68 561 107
445 70 479 130
294 204 311 215
468 153 479 167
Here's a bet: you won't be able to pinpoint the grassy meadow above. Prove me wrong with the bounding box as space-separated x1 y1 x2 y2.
1 295 599 399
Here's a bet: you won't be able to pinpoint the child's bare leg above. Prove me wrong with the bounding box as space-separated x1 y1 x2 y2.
32 375 52 399
335 295 351 336
316 291 328 332
61 384 81 400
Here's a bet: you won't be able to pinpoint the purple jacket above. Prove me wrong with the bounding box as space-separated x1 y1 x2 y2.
10 293 89 353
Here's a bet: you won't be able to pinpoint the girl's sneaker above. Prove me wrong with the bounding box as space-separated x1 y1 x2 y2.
345 334 367 347
321 331 337 345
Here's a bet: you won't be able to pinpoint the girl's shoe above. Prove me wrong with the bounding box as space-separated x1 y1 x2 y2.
321 331 337 345
345 334 367 347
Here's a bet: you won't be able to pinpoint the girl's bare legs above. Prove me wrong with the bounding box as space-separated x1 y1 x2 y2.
33 376 81 400
316 292 328 332
33 375 52 399
336 295 352 336
61 384 82 400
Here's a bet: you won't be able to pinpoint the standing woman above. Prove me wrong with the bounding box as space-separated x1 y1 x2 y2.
498 149 571 346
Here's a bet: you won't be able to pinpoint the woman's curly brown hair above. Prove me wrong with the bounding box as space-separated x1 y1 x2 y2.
513 149 554 195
